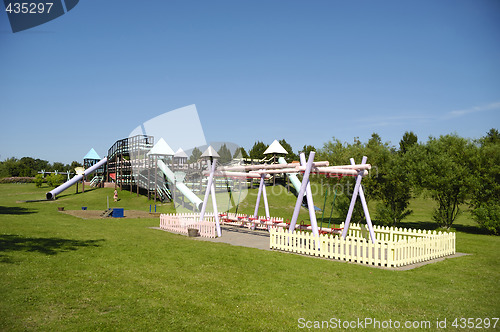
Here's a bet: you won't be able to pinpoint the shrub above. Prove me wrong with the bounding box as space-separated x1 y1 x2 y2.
46 174 65 187
34 174 44 188
0 177 34 183
471 203 500 235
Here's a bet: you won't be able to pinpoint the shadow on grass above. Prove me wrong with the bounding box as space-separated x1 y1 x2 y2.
0 235 104 258
56 187 99 199
0 206 36 215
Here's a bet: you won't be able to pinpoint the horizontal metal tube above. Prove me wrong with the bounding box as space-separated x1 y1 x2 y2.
46 157 107 200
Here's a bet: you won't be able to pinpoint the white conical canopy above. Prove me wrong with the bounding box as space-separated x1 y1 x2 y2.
264 139 288 155
174 148 188 158
147 138 175 156
201 145 220 158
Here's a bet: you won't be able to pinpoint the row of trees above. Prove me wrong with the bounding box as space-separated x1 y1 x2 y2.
228 130 499 234
0 157 82 178
317 129 500 234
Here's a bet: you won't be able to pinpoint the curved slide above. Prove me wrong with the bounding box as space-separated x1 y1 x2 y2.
278 157 304 197
46 158 108 200
157 160 203 211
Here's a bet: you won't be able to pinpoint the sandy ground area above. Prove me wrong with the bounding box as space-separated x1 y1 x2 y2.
61 209 160 219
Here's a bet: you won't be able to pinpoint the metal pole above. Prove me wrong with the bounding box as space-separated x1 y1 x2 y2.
350 157 376 244
300 153 319 238
199 159 217 221
321 188 328 230
341 156 367 240
154 155 157 204
235 179 242 215
261 178 270 219
289 152 315 233
254 174 265 218
210 180 221 237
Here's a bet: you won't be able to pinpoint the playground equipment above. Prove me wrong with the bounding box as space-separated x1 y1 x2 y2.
46 157 108 200
158 143 374 242
289 152 376 243
157 159 203 210
218 151 374 242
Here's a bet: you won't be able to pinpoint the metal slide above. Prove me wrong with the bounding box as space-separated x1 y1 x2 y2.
46 158 108 200
157 160 203 211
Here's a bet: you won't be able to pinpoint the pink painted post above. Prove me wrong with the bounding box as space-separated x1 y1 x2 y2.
341 156 368 240
350 157 376 243
289 152 315 233
299 153 319 239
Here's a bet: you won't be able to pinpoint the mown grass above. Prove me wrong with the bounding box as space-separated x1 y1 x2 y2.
1 183 499 331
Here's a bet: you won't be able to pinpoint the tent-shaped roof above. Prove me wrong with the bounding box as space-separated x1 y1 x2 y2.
147 138 175 156
264 140 288 155
83 148 101 160
201 145 220 158
174 148 189 158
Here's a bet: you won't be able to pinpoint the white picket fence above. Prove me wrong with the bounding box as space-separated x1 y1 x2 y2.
221 213 285 230
159 213 216 238
270 223 455 267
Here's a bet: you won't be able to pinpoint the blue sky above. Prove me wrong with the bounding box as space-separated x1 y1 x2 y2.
1 0 499 164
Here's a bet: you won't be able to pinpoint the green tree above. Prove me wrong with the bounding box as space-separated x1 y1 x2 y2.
233 147 248 159
317 137 370 223
188 147 202 163
52 162 65 172
410 134 476 229
470 129 500 234
317 137 350 166
69 161 83 172
399 131 418 154
481 128 500 145
249 141 268 160
299 145 316 160
18 157 36 176
375 153 413 226
217 144 232 165
362 133 393 201
278 139 298 162
0 157 20 177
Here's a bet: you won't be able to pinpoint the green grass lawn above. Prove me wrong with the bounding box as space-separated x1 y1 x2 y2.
1 183 499 331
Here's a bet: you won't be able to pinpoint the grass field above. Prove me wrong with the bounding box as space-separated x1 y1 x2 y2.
1 183 499 331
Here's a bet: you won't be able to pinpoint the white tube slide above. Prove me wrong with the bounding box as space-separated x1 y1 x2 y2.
157 160 203 211
46 157 107 200
278 157 304 197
